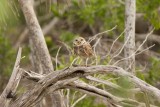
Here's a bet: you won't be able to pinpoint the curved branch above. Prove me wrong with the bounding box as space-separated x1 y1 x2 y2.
10 65 160 106
0 48 23 107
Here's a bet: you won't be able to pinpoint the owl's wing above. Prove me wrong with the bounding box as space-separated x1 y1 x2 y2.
83 42 94 57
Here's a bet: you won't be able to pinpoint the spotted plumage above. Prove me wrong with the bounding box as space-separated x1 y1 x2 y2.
73 37 94 57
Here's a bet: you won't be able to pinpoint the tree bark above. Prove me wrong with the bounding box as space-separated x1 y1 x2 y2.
124 0 136 73
19 0 54 73
19 0 63 107
10 65 160 106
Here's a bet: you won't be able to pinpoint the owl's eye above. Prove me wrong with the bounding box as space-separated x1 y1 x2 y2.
81 39 83 41
75 39 78 41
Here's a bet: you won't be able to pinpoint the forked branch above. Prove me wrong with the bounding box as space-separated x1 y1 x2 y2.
10 65 160 107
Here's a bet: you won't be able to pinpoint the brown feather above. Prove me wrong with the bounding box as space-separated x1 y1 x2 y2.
73 37 94 58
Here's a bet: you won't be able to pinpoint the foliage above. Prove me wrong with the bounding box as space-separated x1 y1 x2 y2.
59 31 76 45
137 0 160 29
136 57 160 87
146 58 160 85
0 35 16 76
0 0 18 30
51 0 125 34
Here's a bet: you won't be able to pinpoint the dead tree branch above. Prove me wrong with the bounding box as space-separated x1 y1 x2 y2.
66 80 157 107
86 76 140 93
0 48 23 107
10 65 160 106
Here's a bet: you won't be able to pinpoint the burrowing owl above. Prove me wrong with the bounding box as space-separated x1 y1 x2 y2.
73 37 94 57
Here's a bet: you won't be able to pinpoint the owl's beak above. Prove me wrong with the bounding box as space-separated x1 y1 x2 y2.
77 41 81 45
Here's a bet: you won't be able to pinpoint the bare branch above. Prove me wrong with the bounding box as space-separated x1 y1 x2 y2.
105 29 126 58
56 47 62 70
66 80 152 107
66 80 121 106
86 76 140 93
0 48 23 107
109 32 131 64
70 94 86 107
11 65 160 106
114 44 155 65
113 29 155 65
88 25 117 43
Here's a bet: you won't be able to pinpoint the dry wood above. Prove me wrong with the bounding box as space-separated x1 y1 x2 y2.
66 80 157 107
86 76 140 93
124 0 136 73
0 48 23 107
10 65 160 106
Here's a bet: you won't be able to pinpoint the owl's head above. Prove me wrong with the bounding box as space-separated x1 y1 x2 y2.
73 37 86 46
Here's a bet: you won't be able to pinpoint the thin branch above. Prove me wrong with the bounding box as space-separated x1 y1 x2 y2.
88 25 117 43
113 28 155 65
86 76 140 93
66 89 70 107
104 29 126 58
66 80 153 107
109 31 131 64
71 94 86 107
56 47 62 70
114 44 155 65
66 80 121 106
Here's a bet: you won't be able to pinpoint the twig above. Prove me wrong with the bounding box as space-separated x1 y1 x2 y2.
104 29 126 58
58 41 73 55
88 25 117 43
135 28 154 52
93 37 101 65
66 80 150 107
71 94 86 107
66 89 70 107
70 57 79 67
113 43 155 65
56 46 62 70
86 76 140 93
109 31 131 64
67 80 121 105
